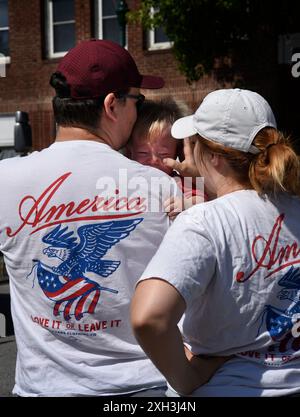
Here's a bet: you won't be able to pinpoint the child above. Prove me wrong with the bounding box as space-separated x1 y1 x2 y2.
126 97 206 218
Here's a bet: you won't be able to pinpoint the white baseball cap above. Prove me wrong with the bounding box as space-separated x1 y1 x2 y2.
171 88 277 154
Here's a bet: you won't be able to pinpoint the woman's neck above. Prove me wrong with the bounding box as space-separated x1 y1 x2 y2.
216 178 251 198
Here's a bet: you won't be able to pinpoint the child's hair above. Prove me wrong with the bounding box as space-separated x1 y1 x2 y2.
129 97 190 158
196 127 300 198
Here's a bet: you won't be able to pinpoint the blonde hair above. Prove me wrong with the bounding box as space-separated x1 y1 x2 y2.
196 128 300 197
130 97 190 143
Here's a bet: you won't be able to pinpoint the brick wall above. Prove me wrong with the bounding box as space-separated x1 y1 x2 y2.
0 0 58 149
0 0 298 151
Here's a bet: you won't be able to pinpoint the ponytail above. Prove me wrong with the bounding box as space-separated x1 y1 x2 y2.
249 128 300 197
196 127 300 198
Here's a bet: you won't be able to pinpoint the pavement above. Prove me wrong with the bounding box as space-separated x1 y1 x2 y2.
0 281 16 397
0 336 17 397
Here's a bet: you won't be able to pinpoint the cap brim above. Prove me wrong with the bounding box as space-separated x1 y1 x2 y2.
140 74 165 89
171 115 196 139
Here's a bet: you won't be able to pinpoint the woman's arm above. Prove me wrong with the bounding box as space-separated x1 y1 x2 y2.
131 278 226 395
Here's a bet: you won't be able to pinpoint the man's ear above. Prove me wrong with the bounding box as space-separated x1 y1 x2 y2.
103 93 118 122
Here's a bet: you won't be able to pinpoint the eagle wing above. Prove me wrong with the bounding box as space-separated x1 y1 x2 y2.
278 266 300 289
42 225 77 249
76 218 143 263
54 218 143 276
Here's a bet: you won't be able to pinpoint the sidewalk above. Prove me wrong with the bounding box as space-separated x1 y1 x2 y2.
0 281 16 397
0 281 14 336
0 336 16 397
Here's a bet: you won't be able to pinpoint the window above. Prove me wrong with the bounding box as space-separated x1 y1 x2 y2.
0 0 10 62
147 8 172 51
148 25 172 51
46 0 76 58
95 0 126 46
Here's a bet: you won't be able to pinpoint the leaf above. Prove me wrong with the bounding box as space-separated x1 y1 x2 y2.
128 0 300 83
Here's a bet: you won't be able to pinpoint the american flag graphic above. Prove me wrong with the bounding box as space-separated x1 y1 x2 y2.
27 220 143 322
34 261 117 321
264 305 294 341
258 267 300 342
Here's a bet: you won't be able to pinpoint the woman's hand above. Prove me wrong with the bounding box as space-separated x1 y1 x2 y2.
163 138 199 178
179 345 232 395
131 279 231 397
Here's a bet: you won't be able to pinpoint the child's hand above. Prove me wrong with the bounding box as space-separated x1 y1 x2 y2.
164 195 204 219
183 195 205 209
163 138 199 178
164 196 184 220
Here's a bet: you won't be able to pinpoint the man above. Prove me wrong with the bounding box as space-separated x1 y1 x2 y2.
0 39 178 396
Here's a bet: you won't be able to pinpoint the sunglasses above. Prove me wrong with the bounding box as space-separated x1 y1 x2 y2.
115 93 145 112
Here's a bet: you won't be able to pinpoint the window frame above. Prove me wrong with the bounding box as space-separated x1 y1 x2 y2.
45 0 76 59
148 27 172 51
95 0 127 47
147 8 172 51
0 0 10 63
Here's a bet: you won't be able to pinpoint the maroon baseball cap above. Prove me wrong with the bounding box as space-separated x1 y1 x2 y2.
56 39 164 99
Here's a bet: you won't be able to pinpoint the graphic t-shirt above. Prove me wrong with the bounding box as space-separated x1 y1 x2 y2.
0 140 179 397
140 190 300 396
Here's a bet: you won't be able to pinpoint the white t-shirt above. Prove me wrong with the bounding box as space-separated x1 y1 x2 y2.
0 140 179 397
140 190 300 396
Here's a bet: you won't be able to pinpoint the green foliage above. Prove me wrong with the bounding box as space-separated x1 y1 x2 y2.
128 0 300 83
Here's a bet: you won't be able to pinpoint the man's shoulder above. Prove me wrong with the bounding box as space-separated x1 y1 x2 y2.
0 151 39 170
0 154 27 172
0 155 20 169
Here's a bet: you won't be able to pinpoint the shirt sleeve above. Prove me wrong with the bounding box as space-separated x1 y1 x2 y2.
138 208 216 305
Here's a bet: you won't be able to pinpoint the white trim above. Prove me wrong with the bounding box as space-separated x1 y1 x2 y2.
0 57 7 77
148 29 172 51
0 55 10 64
46 0 75 59
53 20 75 26
49 50 69 59
96 0 103 39
102 15 116 20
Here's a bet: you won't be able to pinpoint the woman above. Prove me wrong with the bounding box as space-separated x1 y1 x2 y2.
131 88 300 396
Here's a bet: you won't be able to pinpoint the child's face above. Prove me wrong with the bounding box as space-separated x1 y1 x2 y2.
130 127 178 175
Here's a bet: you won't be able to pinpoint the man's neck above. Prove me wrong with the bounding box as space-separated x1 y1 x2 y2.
55 126 107 145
